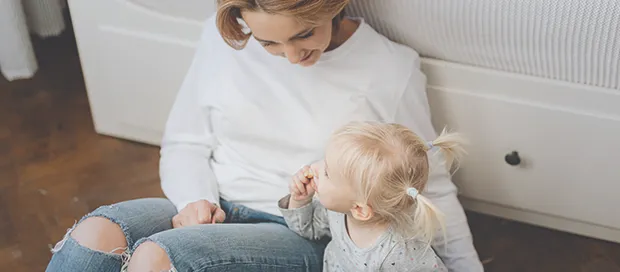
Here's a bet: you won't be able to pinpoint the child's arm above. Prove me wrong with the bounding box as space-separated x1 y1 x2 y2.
278 196 331 240
381 240 447 272
277 165 331 240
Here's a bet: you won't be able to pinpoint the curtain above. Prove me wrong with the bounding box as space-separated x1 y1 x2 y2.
0 0 68 81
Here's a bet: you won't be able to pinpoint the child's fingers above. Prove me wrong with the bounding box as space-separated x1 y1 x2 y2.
297 169 312 185
302 165 313 179
303 165 314 180
309 179 317 192
291 165 314 199
295 171 309 187
297 164 310 176
302 172 313 183
289 180 301 196
293 175 307 195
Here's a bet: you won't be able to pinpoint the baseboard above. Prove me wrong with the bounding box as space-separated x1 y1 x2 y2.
93 121 162 147
460 197 620 244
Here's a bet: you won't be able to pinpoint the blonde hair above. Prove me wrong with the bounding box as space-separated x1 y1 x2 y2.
216 0 349 49
326 121 467 247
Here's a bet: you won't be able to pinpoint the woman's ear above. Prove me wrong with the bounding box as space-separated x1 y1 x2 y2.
350 203 373 221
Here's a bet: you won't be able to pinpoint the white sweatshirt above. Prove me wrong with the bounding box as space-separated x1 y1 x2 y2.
160 15 483 272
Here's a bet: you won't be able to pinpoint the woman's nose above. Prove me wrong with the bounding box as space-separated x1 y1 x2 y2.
283 44 302 64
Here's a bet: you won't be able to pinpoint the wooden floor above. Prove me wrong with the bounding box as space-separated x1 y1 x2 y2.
1 21 619 272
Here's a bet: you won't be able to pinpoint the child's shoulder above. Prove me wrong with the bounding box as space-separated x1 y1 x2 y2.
382 239 447 271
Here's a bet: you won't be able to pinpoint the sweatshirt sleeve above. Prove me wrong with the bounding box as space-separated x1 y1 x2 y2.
393 56 484 271
278 195 331 240
159 15 220 211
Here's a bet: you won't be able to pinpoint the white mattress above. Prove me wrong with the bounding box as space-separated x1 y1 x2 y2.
347 0 620 90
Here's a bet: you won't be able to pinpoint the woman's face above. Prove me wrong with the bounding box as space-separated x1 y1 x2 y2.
241 11 334 67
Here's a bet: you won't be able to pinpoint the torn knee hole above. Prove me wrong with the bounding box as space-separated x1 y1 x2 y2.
51 221 129 255
50 221 77 253
120 249 132 272
52 216 128 255
128 241 177 272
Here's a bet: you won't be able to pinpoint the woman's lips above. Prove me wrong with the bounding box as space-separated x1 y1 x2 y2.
300 51 313 63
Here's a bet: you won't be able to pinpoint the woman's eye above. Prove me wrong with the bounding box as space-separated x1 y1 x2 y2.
324 170 329 178
261 42 274 47
299 30 314 39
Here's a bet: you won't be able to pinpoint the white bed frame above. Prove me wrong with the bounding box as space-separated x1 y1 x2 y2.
68 0 620 244
422 58 620 243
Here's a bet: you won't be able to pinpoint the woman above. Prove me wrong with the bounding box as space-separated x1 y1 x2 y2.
46 0 483 271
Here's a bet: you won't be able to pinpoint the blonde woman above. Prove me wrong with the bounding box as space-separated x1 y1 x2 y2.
281 122 465 271
46 1 482 271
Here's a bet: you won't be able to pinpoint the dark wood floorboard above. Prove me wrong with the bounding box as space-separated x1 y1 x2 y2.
1 16 619 272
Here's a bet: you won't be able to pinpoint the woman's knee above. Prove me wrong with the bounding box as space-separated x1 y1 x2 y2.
127 241 172 272
70 217 128 254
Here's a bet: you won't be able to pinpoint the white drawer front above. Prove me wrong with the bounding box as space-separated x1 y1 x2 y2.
68 0 215 145
423 58 620 230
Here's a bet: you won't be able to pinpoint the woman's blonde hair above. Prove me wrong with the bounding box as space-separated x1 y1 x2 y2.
326 121 467 247
216 0 349 49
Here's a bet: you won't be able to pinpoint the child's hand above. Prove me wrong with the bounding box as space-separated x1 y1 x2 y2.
289 165 316 204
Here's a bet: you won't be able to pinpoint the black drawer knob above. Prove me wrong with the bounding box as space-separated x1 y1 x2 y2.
505 151 521 166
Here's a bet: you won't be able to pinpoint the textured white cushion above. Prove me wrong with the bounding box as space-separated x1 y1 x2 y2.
347 0 620 90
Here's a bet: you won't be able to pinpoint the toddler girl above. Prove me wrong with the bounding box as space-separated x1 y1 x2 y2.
278 121 466 271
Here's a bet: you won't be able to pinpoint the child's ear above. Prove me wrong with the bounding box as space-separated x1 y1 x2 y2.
350 203 373 221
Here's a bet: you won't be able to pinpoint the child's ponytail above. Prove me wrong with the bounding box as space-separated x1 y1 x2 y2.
426 127 467 172
406 127 465 248
407 188 446 249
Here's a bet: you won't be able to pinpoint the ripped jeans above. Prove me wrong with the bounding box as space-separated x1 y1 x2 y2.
45 198 327 272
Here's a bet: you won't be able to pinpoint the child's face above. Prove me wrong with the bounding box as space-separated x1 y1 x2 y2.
310 160 358 213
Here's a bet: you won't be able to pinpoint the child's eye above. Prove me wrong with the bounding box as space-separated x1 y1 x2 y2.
261 42 274 47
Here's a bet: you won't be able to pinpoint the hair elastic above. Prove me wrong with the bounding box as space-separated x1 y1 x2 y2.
406 187 419 198
426 141 434 150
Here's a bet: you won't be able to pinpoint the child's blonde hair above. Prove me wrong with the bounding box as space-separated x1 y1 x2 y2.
325 121 466 247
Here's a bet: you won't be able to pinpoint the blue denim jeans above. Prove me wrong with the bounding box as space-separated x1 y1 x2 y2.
45 198 327 272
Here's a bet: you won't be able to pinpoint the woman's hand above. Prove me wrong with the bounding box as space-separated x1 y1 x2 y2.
288 165 315 208
172 200 226 228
